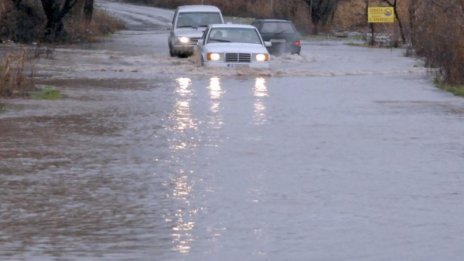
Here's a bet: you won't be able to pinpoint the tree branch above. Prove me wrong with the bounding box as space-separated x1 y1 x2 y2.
58 0 78 20
381 0 394 7
11 0 22 8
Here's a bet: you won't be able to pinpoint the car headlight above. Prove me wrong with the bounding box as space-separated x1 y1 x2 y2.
207 52 221 61
178 36 190 44
256 53 269 62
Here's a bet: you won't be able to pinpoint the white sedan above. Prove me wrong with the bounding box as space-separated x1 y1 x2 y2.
196 24 271 68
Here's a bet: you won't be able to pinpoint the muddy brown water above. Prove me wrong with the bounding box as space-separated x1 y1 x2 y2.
2 1 464 260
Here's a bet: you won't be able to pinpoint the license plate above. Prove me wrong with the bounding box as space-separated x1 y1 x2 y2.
227 64 249 68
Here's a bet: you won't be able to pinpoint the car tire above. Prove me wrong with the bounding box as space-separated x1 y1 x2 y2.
169 44 175 57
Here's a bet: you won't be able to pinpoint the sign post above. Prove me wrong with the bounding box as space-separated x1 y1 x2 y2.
368 7 395 45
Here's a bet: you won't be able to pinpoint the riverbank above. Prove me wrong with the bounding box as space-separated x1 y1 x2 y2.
0 1 124 98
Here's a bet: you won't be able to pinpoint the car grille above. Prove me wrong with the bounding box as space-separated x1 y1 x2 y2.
225 53 251 63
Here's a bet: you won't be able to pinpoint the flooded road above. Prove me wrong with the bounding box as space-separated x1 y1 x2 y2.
1 1 464 260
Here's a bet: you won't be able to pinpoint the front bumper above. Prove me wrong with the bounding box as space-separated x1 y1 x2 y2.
204 61 269 69
172 44 196 55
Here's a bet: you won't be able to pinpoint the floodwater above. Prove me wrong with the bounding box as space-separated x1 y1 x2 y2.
1 1 464 260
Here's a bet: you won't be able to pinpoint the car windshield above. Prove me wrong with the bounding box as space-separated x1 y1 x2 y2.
207 28 262 44
176 12 222 28
261 22 296 34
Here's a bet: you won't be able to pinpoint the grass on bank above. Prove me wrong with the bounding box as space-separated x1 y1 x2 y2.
29 85 61 100
435 80 464 97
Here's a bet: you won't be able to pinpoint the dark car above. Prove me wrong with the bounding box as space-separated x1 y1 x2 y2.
251 19 301 55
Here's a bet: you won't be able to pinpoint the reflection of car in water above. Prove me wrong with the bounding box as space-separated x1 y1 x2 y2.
168 5 224 58
252 19 301 55
196 24 270 68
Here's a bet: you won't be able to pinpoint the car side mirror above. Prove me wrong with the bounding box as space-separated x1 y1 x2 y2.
264 41 272 47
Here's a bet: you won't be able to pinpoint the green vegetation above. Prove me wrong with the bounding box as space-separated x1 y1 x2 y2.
0 103 6 113
29 86 62 100
435 80 464 98
346 42 369 47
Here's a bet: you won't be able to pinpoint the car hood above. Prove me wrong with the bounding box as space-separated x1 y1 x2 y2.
204 43 268 53
174 28 206 38
260 32 299 41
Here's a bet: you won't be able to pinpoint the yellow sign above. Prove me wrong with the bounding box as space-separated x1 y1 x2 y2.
368 7 395 23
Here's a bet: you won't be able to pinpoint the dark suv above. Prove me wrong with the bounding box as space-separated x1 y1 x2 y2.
251 19 301 55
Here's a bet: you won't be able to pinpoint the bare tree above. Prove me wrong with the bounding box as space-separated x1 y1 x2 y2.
380 0 405 43
40 0 78 40
302 0 340 34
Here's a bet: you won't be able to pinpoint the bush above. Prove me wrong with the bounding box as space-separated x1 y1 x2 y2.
411 0 464 85
65 10 125 42
0 47 35 97
0 1 44 43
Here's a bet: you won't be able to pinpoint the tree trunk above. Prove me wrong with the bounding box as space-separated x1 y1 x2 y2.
11 0 22 8
304 0 340 35
41 0 63 40
408 0 418 46
312 20 320 34
83 0 93 23
40 0 78 41
392 1 406 43
382 0 406 44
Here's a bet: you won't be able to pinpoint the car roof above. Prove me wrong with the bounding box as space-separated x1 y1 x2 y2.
209 24 257 29
177 5 221 13
254 19 292 23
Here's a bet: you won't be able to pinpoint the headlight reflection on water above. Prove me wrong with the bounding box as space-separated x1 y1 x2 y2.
253 77 268 125
171 174 196 255
169 78 200 255
173 77 197 132
207 77 224 130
